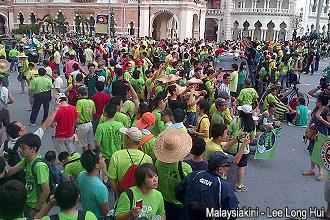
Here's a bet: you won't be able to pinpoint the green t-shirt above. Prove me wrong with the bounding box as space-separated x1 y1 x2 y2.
237 87 259 105
205 80 215 101
296 105 308 127
115 186 165 219
30 76 53 94
64 152 85 180
155 160 192 206
108 149 153 182
131 77 145 100
95 120 124 159
41 211 97 220
211 110 225 126
151 109 164 137
227 118 256 155
230 71 238 93
9 49 19 58
18 155 49 208
122 100 136 123
205 139 225 159
141 132 156 162
114 112 131 127
263 93 279 110
76 99 96 123
238 70 247 85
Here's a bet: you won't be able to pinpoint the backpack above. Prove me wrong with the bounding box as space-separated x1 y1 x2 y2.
139 134 154 151
183 171 222 217
49 210 87 220
3 140 26 184
31 158 56 196
117 150 146 192
68 85 82 106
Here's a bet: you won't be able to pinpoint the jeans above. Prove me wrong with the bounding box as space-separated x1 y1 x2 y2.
30 91 51 124
10 57 18 72
306 62 314 74
279 74 288 88
315 60 320 71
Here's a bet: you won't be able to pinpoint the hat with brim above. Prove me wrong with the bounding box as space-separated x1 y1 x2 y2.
155 129 192 163
0 59 9 73
208 151 234 169
186 78 203 85
18 53 28 58
237 105 253 114
119 127 142 142
157 74 181 84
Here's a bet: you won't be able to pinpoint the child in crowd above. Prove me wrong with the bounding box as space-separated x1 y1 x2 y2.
290 97 309 127
45 151 64 187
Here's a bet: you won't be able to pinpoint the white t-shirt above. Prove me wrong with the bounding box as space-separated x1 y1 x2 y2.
52 76 63 97
0 127 44 155
0 86 9 105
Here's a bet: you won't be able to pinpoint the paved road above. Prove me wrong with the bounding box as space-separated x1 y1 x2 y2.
5 60 329 219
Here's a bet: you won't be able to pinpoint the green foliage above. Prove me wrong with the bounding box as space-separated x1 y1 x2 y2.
14 24 40 35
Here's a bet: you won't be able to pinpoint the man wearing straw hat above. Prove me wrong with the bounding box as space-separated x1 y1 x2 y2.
154 128 193 220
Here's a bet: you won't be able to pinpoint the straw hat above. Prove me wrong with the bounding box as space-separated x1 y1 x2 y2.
186 78 203 85
0 59 9 73
155 129 192 163
18 52 28 58
157 74 181 84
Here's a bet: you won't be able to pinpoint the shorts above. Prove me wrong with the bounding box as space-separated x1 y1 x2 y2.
75 122 94 151
0 108 10 129
229 152 249 167
53 136 76 154
324 179 330 202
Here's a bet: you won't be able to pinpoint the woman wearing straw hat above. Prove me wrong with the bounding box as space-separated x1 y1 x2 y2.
154 129 193 220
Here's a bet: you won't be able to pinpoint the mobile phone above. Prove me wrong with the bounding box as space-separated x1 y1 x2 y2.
136 200 143 209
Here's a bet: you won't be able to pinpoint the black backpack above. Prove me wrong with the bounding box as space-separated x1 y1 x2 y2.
3 140 25 184
49 210 87 220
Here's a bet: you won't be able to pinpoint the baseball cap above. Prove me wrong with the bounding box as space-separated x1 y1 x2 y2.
119 127 142 142
136 112 156 129
218 91 230 99
215 98 227 106
56 93 67 101
160 108 173 117
237 105 253 114
98 76 106 82
208 151 234 170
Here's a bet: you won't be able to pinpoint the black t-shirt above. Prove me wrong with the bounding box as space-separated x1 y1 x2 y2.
112 79 128 101
184 159 208 171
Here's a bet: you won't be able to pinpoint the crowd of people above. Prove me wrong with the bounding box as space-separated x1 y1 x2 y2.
0 33 329 220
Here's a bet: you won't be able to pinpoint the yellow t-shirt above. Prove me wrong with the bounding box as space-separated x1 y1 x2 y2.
205 139 227 159
197 114 210 142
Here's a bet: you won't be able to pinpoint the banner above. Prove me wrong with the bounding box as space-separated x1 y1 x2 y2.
95 15 109 35
311 133 330 171
254 128 280 160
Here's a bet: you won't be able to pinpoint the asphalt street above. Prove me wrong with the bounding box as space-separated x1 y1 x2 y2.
4 59 329 219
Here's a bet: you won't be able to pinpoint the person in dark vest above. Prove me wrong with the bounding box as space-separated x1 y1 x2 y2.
176 151 239 220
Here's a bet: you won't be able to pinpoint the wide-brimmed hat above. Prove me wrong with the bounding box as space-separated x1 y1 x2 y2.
0 59 9 73
186 78 203 85
157 74 181 84
18 53 28 58
155 129 192 163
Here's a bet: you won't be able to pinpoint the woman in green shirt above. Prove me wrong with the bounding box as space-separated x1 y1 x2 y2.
237 61 247 94
115 163 165 220
150 96 166 136
227 105 256 192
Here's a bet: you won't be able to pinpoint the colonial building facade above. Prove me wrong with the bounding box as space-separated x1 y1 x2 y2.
0 0 321 41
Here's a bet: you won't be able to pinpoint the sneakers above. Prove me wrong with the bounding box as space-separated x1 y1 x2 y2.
28 123 36 127
235 184 248 192
288 122 295 127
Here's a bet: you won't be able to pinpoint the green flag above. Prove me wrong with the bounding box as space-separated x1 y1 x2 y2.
311 133 330 171
254 129 279 160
